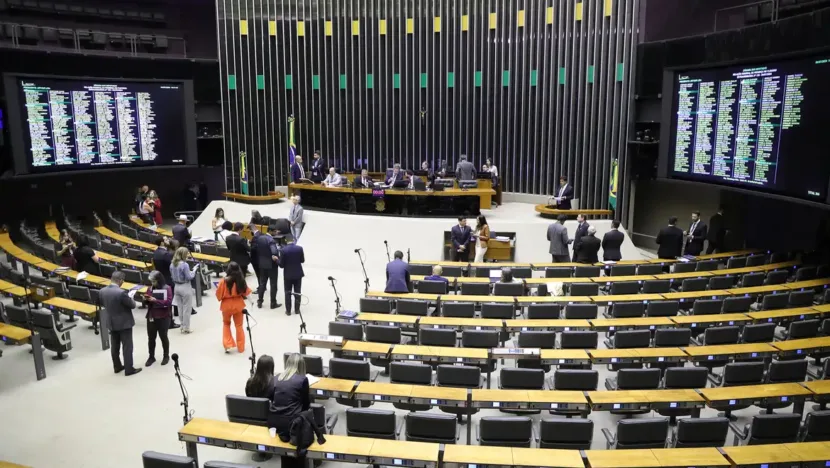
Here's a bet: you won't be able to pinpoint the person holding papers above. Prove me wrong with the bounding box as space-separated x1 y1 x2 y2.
100 271 141 376
144 271 173 367
554 176 574 210
216 262 252 353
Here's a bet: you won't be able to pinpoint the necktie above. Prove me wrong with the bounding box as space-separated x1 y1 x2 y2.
363 177 367 186
300 165 305 178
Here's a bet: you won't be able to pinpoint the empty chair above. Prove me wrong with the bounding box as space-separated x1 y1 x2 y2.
817 265 830 280
780 319 820 341
345 408 397 439
708 276 734 290
672 262 697 274
199 244 218 256
396 299 430 316
788 290 815 308
329 358 371 380
574 266 600 278
481 302 514 319
564 303 597 319
654 328 691 347
404 413 457 444
740 272 766 287
732 413 801 445
499 368 544 390
360 297 392 313
461 330 498 372
437 365 481 420
764 270 789 285
802 410 830 442
770 252 790 264
442 266 463 277
545 267 572 278
517 331 556 370
642 280 671 294
610 302 645 319
726 257 747 269
757 292 789 311
658 367 710 423
408 264 432 275
637 264 665 275
691 299 723 316
390 362 433 411
328 321 363 341
823 289 830 304
475 267 498 278
560 331 598 349
673 418 729 448
552 369 598 391
602 417 670 449
609 281 641 295
722 295 754 313
680 278 708 292
609 265 637 276
418 328 456 347
615 368 661 390
711 362 766 417
365 325 401 368
745 254 768 267
141 451 196 468
613 330 651 349
765 359 808 385
99 263 116 278
460 283 490 296
535 284 549 297
31 308 75 359
442 302 475 318
4 304 29 329
696 260 720 272
121 269 142 285
225 395 270 425
477 417 533 447
741 323 776 343
417 280 447 294
67 284 91 303
494 282 524 297
646 300 680 317
512 267 532 279
125 247 145 261
795 265 817 282
569 283 599 296
527 303 561 319
538 419 593 449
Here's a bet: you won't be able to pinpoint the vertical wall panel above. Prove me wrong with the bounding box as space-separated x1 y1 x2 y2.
218 0 639 209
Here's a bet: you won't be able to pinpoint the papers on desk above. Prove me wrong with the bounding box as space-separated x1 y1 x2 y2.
77 272 88 280
494 236 510 242
55 266 71 272
148 225 158 231
602 261 617 265
306 374 320 386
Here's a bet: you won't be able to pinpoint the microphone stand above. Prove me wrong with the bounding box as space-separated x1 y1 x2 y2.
292 292 308 334
328 277 342 316
243 309 256 377
356 250 370 295
384 241 391 262
407 248 411 263
172 356 192 426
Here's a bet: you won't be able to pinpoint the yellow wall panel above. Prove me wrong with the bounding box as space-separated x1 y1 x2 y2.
517 10 526 27
605 0 613 17
489 12 497 29
461 14 469 31
575 2 583 21
239 20 248 35
268 21 276 36
352 20 360 36
406 18 415 34
546 7 554 24
434 16 441 32
297 21 305 37
325 20 333 36
379 19 387 35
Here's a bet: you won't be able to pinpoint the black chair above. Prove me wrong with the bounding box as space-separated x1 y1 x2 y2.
404 413 458 444
517 331 556 370
329 359 373 406
564 303 597 319
560 331 598 349
801 410 830 441
788 290 815 308
740 272 766 287
569 283 599 296
512 268 532 279
97 263 115 279
436 365 481 421
328 321 363 340
731 413 801 445
365 325 401 369
500 368 544 390
390 362 433 411
756 292 789 311
764 270 789 285
741 323 776 343
778 319 820 341
442 302 475 318
763 360 808 413
609 265 637 276
360 297 392 313
703 325 740 345
654 328 691 347
67 284 91 303
612 330 651 349
481 302 514 319
745 254 768 267
225 395 269 426
611 368 662 391
346 408 398 439
637 264 664 275
121 269 142 285
609 281 641 295
602 417 670 449
691 299 723 316
417 280 447 294
31 308 75 359
461 330 499 373
475 267 498 278
126 247 146 262
642 280 671 294
200 244 218 256
672 262 697 274
673 418 729 448
461 283 490 296
609 302 645 318
443 266 463 277
545 267 572 278
770 252 790 264
141 451 196 468
538 418 593 449
710 362 766 417
396 299 431 316
494 282 524 297
282 353 325 377
419 327 456 347
527 303 560 319
726 257 747 269
409 264 432 275
817 265 830 280
795 266 817 282
646 300 680 317
696 260 720 272
477 417 533 447
708 276 734 290
535 284 549 297
722 296 754 313
551 368 598 411
573 266 600 278
658 367 709 423
680 278 708 292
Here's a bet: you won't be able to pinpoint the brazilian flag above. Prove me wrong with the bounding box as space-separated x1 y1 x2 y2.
239 151 249 195
609 159 618 211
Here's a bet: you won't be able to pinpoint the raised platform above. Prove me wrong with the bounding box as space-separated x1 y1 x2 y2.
535 204 613 218
221 191 286 204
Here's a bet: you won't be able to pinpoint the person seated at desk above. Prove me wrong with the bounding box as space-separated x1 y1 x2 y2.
290 155 306 182
420 160 435 185
499 267 521 284
424 265 449 283
322 167 342 187
455 154 476 181
385 250 410 293
246 354 276 462
602 220 624 262
386 163 403 185
354 169 374 188
406 169 423 189
73 234 100 275
574 225 601 264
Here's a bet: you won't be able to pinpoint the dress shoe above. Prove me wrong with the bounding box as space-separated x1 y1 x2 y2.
161 356 170 366
114 366 124 374
170 322 181 329
125 368 143 376
145 357 156 367
285 311 291 316
257 300 263 308
270 302 282 309
191 309 198 315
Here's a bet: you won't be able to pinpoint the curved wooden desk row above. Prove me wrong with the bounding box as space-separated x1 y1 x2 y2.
42 223 148 271
534 204 614 218
128 215 173 237
92 225 229 265
222 191 286 204
1 278 106 323
179 417 830 468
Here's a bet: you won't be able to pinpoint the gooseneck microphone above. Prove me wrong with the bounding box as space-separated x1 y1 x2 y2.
354 248 361 253
327 276 335 281
171 353 179 367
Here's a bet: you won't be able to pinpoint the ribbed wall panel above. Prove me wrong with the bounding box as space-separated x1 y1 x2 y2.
218 0 639 207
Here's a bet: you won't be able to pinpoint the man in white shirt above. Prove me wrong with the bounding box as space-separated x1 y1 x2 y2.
322 167 342 187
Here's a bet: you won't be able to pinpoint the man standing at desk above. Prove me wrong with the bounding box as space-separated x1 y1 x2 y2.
571 214 589 262
684 211 708 256
386 164 403 185
354 169 374 188
656 216 684 259
322 167 342 187
100 271 141 376
554 176 574 210
547 214 572 263
451 217 473 262
310 151 325 182
601 220 624 261
455 154 476 181
385 250 410 293
255 225 282 309
290 155 306 182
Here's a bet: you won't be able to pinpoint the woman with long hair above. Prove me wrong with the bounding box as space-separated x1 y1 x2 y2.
211 208 226 241
57 229 76 269
144 270 173 366
148 190 163 226
267 353 309 446
474 215 491 263
216 261 252 353
170 247 198 334
246 354 276 397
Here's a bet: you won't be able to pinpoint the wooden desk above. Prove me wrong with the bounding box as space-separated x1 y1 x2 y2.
442 444 514 467
787 278 830 290
408 385 468 406
748 306 823 324
0 279 27 298
588 348 640 364
95 251 149 270
222 191 286 203
307 434 375 462
310 378 356 398
589 317 675 331
511 447 584 468
236 425 294 454
772 336 830 357
516 296 593 304
390 344 489 364
348 313 420 326
290 183 496 211
0 323 32 344
727 285 789 295
534 204 613 217
419 316 504 330
804 380 830 402
722 444 803 467
129 215 173 237
43 297 97 320
633 347 689 363
354 381 413 402
654 271 713 280
695 249 759 260
700 382 812 408
178 417 249 444
95 226 155 249
504 319 592 332
539 349 592 366
340 341 391 358
670 313 752 329
594 275 657 283
368 439 440 466
650 447 730 467
642 389 705 409
661 290 730 301
592 293 665 304
684 343 778 362
781 441 830 465
586 449 661 467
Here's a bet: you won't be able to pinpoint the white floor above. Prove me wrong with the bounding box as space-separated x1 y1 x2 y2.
0 202 778 467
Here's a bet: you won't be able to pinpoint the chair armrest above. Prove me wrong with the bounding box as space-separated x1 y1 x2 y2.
604 377 618 390
728 421 750 446
601 428 616 449
395 416 405 437
475 421 481 442
325 413 339 433
59 322 78 332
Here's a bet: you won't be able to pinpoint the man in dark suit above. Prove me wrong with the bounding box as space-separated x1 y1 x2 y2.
706 207 726 254
225 222 251 274
386 164 403 185
575 226 601 264
172 215 192 248
601 220 625 261
255 225 282 309
354 169 374 188
451 217 473 262
290 155 306 182
385 250 410 293
310 151 326 182
99 271 141 376
278 237 304 316
571 214 589 262
656 216 684 259
684 211 708 256
555 176 574 210
455 154 476 181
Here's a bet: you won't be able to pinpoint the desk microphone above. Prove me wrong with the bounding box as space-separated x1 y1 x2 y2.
354 248 361 253
327 276 335 281
384 240 388 245
171 353 179 367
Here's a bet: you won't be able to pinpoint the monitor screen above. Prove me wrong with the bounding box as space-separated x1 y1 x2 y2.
666 54 830 202
5 75 195 174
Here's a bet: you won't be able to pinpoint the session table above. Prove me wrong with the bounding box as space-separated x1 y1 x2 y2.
289 182 495 216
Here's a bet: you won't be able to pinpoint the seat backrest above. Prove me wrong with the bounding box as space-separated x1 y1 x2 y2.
436 365 481 387
637 264 664 275
442 266 463 277
616 418 669 448
564 303 597 319
441 302 475 318
691 299 724 316
475 267 498 278
536 284 549 297
740 272 765 288
723 362 765 386
329 358 370 380
142 451 196 468
460 283 491 296
722 295 754 313
461 330 499 348
747 413 801 444
609 265 637 276
122 269 142 285
787 319 820 339
5 304 29 327
642 280 671 294
328 321 364 340
225 395 269 425
610 281 641 295
481 302 514 319
614 330 651 349
545 267 573 278
726 257 747 269
675 418 729 447
396 299 429 316
360 297 392 313
499 368 545 389
419 328 456 347
760 292 790 310
817 265 830 280
479 417 533 445
646 300 680 317
517 331 556 349
405 413 457 441
553 369 598 390
708 276 734 290
390 362 432 385
346 408 396 436
703 326 740 345
764 270 789 285
696 260 720 272
769 252 791 264
794 266 817 282
573 266 601 278
741 323 776 343
512 268 532 279
569 283 599 296
494 282 524 297
31 308 57 330
527 303 561 319
745 254 768 267
365 325 401 344
409 264 433 276
803 410 830 441
539 418 594 449
766 359 808 383
610 302 644 319
680 278 708 292
560 331 598 349
788 290 815 308
67 285 91 302
654 328 691 347
672 262 697 274
617 368 662 389
281 353 324 376
417 280 448 295
663 367 708 388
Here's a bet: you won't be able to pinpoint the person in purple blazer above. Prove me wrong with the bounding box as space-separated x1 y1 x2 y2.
384 251 410 293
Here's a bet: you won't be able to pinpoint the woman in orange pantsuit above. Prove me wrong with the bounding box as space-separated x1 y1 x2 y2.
216 261 252 353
